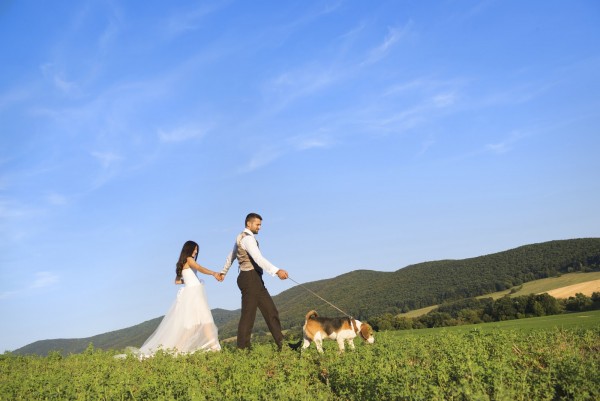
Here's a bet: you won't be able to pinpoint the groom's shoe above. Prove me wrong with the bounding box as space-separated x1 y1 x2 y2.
287 340 302 351
275 341 302 352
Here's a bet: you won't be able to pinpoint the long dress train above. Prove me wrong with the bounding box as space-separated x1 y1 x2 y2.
137 268 221 357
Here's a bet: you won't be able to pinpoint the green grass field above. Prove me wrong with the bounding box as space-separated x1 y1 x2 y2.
393 310 600 338
3 312 599 400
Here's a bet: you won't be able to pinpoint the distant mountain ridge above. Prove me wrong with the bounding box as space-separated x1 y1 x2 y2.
13 238 600 355
14 309 240 356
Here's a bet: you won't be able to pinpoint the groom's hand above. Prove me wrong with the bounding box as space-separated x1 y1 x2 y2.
276 269 288 280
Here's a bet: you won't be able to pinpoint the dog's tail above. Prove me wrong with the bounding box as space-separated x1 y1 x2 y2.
305 310 318 321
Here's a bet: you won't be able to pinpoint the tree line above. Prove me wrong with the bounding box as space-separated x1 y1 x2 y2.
369 292 600 331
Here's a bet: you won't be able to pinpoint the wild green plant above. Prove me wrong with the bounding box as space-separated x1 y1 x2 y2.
2 325 598 400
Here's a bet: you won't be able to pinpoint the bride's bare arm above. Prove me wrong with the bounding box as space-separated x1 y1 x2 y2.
187 257 220 279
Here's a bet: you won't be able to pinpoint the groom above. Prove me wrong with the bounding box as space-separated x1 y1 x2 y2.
220 213 289 349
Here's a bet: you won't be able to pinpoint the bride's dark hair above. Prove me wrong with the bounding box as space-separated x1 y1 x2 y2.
176 240 198 282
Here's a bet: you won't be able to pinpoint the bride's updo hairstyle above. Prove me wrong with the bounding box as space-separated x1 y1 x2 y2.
175 240 199 282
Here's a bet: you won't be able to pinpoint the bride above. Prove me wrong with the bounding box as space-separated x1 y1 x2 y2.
138 240 222 356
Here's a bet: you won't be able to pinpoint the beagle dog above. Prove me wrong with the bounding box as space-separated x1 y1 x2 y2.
302 310 374 353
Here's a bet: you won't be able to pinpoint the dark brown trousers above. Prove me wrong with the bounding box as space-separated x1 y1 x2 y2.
236 270 283 349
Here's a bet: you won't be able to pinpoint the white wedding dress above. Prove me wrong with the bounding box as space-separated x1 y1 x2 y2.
137 268 221 357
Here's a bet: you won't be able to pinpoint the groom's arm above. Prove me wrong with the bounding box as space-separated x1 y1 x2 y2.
241 236 279 277
220 243 238 278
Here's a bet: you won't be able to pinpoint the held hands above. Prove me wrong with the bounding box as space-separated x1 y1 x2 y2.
212 272 225 282
276 269 289 280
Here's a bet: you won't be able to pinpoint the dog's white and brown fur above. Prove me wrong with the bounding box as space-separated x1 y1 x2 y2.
302 310 374 353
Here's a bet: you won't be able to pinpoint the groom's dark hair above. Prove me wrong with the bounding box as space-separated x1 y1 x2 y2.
245 212 262 226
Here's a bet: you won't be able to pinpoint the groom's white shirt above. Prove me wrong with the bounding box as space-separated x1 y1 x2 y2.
221 228 279 277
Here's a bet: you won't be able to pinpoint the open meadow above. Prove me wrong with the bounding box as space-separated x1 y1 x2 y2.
2 311 599 400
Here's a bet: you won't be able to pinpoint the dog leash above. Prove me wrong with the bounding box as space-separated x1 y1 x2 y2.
288 276 353 319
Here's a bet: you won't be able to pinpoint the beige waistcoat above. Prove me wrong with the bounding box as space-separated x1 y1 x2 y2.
236 231 261 273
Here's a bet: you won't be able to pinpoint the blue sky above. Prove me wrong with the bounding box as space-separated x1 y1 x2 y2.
1 0 599 352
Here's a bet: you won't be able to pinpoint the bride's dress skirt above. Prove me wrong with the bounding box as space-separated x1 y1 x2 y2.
138 268 221 357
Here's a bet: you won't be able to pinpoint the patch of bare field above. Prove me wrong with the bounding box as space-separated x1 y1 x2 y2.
541 279 600 299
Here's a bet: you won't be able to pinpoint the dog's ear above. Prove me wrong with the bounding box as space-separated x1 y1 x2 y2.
360 323 373 340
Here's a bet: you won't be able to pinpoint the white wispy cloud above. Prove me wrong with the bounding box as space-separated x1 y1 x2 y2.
366 104 427 135
383 77 469 98
239 145 284 173
231 124 334 173
158 124 209 143
91 151 123 169
249 74 463 171
29 47 218 193
258 0 344 49
432 92 458 108
163 2 228 37
46 192 68 206
40 63 79 95
356 76 467 137
315 0 344 17
383 79 430 96
294 137 331 151
30 272 60 289
485 142 509 154
416 138 436 157
472 79 554 111
97 6 122 54
264 64 338 109
485 131 527 154
0 198 40 220
336 21 368 56
0 272 60 300
0 290 17 300
255 18 415 128
286 0 344 32
0 86 32 110
258 8 381 111
448 0 497 24
361 22 412 66
54 75 78 94
88 151 124 190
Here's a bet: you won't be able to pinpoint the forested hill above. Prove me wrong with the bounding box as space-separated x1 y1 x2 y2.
14 238 600 355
